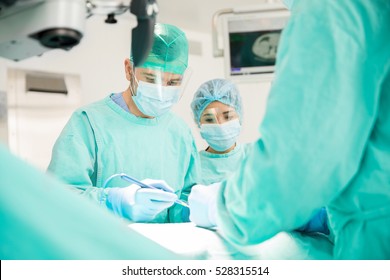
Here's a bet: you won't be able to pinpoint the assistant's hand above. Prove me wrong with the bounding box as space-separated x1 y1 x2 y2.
107 179 178 222
188 182 221 228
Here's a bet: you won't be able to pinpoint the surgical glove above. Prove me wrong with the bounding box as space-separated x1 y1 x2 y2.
107 179 178 222
296 207 329 235
188 182 221 228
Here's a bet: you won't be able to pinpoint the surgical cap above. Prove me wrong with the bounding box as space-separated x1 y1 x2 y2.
191 79 243 126
131 23 188 75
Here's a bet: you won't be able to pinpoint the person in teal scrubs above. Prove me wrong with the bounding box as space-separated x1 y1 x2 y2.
48 23 199 223
0 145 181 259
190 78 252 185
189 0 390 259
190 78 329 234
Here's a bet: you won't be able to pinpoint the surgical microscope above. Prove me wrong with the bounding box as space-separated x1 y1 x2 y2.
0 0 157 66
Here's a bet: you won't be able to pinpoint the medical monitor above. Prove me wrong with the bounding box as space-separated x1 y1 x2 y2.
223 7 290 81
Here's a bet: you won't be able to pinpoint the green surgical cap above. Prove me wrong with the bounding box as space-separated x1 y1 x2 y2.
191 79 243 127
131 23 189 75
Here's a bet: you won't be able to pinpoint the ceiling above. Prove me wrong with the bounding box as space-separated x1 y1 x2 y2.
156 0 279 33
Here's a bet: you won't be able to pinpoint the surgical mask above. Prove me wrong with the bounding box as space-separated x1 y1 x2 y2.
132 81 181 117
200 119 241 152
282 0 294 10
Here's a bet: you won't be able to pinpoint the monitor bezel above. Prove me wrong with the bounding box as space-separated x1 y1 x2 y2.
222 8 290 82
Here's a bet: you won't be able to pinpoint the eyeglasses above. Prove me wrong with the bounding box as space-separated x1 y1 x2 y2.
200 108 239 125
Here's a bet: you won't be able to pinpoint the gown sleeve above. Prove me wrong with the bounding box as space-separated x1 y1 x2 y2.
47 110 106 204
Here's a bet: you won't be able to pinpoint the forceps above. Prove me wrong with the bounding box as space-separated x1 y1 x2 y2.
103 173 189 208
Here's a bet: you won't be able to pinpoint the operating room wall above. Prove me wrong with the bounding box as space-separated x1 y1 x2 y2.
0 13 270 168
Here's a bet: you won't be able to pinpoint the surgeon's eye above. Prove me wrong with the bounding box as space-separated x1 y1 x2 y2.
201 115 217 124
204 118 216 123
167 80 181 86
223 113 236 121
145 77 157 84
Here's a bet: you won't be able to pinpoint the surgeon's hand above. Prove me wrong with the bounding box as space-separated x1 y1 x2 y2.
188 182 221 228
107 179 178 222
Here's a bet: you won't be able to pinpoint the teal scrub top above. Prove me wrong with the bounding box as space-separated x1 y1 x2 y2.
48 95 200 223
199 143 252 185
217 0 390 259
0 145 182 260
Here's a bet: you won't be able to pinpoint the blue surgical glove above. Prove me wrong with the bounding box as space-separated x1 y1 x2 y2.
296 207 329 235
106 179 178 222
188 183 221 228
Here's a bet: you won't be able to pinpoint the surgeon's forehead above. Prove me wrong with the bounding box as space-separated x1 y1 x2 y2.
203 101 235 113
135 68 182 80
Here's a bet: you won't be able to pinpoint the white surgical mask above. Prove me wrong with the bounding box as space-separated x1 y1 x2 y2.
200 119 241 152
132 81 181 117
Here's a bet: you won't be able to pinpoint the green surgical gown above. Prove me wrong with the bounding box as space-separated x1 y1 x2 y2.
0 145 182 259
199 143 252 185
217 0 390 259
48 95 199 223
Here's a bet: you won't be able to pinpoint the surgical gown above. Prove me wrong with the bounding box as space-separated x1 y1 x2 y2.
199 143 328 234
199 143 252 185
48 95 199 223
217 0 390 259
0 145 181 259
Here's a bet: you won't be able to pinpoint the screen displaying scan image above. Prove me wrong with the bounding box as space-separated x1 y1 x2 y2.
222 6 290 81
229 30 281 72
